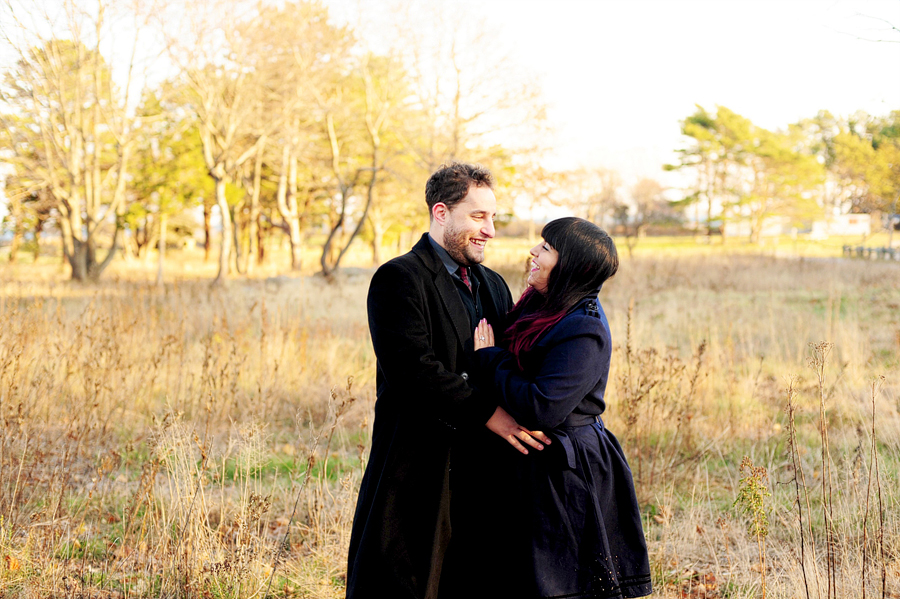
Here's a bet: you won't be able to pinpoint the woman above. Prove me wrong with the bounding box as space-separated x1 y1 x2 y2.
467 217 651 599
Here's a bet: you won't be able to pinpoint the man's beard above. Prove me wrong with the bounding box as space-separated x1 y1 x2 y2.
443 224 484 266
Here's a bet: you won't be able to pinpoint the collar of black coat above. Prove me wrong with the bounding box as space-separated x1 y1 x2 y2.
411 233 472 349
411 233 443 273
413 233 488 281
411 233 509 354
425 233 462 276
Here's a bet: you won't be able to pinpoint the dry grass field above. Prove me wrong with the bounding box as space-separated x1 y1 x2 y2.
0 238 898 598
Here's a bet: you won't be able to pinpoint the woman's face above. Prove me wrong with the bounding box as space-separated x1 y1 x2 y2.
527 239 558 294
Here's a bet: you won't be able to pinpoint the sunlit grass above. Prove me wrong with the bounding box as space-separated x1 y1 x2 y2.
0 243 898 597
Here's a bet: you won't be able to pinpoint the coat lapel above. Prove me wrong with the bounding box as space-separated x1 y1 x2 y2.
472 263 507 324
411 235 471 350
434 268 472 348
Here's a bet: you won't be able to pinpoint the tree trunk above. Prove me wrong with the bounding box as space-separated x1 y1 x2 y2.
86 219 122 282
275 145 304 271
156 211 167 287
69 239 89 282
121 230 138 261
624 231 636 258
369 216 383 265
58 210 88 282
887 194 899 248
33 216 44 260
143 217 157 264
320 198 346 276
720 208 729 245
58 197 85 281
246 141 264 275
257 211 266 264
8 224 22 264
705 161 715 239
232 201 246 275
203 200 212 262
322 166 378 276
213 176 232 286
749 215 761 245
288 154 305 271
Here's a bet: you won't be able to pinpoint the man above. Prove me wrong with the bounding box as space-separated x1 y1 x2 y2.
347 162 547 598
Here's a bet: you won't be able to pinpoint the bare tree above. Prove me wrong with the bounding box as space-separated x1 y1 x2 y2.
613 178 669 257
392 3 549 171
509 162 570 243
0 0 151 281
241 1 351 272
563 167 622 229
630 178 668 238
319 2 553 259
239 141 264 275
318 53 411 276
159 0 277 285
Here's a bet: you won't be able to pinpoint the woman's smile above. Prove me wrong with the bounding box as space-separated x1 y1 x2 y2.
527 240 558 294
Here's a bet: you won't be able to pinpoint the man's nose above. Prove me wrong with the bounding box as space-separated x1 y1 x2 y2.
482 219 495 238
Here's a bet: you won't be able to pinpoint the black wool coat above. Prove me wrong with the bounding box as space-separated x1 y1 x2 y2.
346 233 514 599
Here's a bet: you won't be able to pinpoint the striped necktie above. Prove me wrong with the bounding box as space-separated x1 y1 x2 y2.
458 266 472 293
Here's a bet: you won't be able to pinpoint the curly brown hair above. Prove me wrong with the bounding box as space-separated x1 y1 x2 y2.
425 162 494 218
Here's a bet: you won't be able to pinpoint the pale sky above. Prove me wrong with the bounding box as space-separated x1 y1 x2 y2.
482 0 899 179
330 0 900 186
1 0 898 224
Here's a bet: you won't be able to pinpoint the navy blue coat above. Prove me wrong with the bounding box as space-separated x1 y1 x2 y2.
461 296 652 599
346 234 513 599
474 296 611 429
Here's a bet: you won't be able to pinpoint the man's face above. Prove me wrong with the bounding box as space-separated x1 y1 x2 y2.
440 185 497 266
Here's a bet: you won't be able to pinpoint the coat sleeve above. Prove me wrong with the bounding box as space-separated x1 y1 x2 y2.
472 317 606 430
368 261 497 428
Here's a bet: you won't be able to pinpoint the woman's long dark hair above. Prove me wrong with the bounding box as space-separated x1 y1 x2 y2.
504 217 619 368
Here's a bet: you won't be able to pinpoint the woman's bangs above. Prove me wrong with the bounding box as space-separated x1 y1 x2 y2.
539 219 566 249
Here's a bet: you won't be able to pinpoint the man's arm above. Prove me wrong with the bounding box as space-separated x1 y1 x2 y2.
367 261 495 428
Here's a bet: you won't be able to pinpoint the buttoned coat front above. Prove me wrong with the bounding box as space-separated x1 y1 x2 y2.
346 234 513 599
460 296 652 599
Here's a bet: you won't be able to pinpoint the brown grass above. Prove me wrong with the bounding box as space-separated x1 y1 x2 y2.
0 245 898 598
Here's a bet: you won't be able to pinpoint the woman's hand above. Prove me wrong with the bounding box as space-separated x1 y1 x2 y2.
474 319 494 350
485 406 552 455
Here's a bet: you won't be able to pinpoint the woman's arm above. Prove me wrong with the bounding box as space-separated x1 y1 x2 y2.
474 318 607 430
474 320 552 452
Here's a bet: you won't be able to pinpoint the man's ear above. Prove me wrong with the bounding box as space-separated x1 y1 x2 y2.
432 202 449 225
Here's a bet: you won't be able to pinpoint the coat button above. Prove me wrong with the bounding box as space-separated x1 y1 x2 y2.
461 372 469 381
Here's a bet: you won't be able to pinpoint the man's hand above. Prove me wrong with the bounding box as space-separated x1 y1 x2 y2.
485 406 551 455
